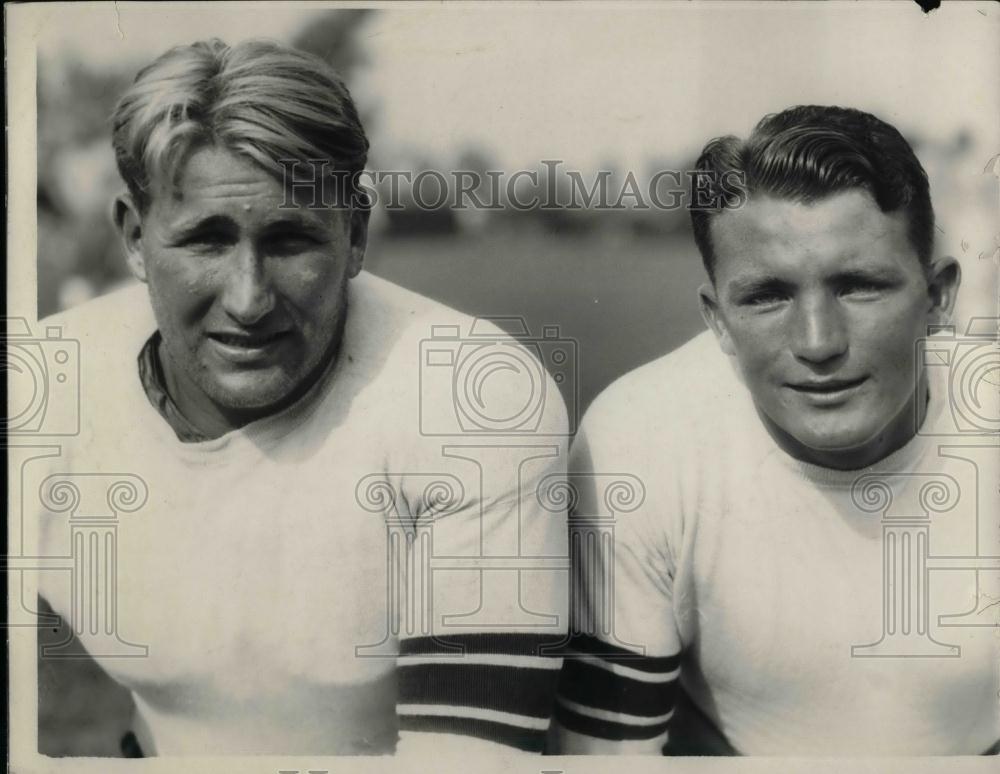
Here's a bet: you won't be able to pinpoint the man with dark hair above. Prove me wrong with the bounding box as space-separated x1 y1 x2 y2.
553 105 998 754
37 39 569 756
691 105 936 281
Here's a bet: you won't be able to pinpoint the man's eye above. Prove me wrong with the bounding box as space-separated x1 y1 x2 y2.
742 292 786 307
840 281 887 297
182 233 232 251
264 232 321 255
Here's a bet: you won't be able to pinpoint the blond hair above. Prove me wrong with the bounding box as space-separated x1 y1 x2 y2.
111 38 369 210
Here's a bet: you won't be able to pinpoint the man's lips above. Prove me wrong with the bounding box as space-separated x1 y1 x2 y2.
208 330 290 348
787 376 868 393
206 330 292 362
785 376 869 405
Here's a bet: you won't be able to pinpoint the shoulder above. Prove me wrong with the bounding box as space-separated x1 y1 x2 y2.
346 270 502 355
350 272 569 438
340 271 468 383
578 329 743 459
343 271 447 345
41 281 155 360
31 284 155 439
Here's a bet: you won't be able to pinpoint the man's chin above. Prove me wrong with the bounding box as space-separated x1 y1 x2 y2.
795 431 872 454
203 374 299 415
762 407 891 468
786 421 896 466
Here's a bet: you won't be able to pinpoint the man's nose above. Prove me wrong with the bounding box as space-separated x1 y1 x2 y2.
220 245 275 326
791 294 848 365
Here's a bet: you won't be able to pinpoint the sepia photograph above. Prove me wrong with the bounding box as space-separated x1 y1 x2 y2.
5 1 999 771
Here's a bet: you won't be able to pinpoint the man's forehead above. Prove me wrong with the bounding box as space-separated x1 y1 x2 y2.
719 190 899 236
152 147 341 220
711 190 912 266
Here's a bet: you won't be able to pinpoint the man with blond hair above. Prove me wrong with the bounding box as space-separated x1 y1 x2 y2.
37 39 568 756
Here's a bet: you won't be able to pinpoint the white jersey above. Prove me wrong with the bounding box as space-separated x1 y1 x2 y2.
556 329 998 755
34 271 569 755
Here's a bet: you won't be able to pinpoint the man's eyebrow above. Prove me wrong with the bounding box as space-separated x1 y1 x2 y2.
726 275 793 297
167 214 234 237
259 212 329 231
830 266 904 284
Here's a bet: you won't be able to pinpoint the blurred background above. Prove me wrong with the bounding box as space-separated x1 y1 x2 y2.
30 1 999 755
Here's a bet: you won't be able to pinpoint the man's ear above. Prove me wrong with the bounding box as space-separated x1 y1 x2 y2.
925 255 961 325
112 193 148 283
346 203 370 279
698 281 735 356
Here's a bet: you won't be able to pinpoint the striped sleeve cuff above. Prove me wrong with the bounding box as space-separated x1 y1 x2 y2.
555 634 680 741
397 633 565 752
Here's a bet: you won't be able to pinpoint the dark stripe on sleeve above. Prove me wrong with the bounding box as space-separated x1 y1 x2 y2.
120 732 144 758
554 701 671 741
557 657 677 718
399 663 559 719
399 714 546 753
564 634 680 673
400 632 566 658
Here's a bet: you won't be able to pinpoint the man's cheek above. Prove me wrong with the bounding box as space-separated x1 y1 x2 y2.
288 265 339 306
873 329 919 370
740 352 779 388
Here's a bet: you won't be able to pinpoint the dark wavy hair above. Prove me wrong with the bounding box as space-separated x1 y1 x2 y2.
690 105 934 282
